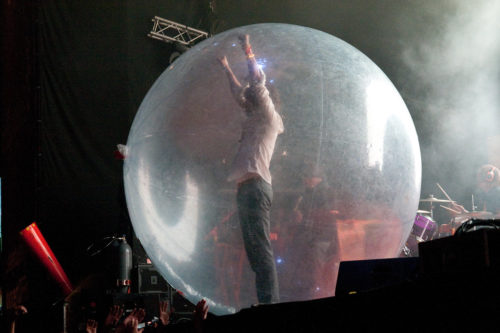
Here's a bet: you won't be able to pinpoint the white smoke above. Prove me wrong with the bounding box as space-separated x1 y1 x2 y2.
400 0 500 202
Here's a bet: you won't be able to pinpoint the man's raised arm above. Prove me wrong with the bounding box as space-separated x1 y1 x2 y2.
218 55 245 106
238 34 263 82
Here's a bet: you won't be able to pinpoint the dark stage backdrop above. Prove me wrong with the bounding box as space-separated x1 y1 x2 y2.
2 0 498 319
36 1 220 281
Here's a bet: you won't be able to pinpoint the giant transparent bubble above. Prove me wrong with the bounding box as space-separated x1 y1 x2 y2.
124 23 421 315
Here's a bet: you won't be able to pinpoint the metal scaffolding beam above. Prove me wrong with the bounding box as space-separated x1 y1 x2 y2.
148 16 209 46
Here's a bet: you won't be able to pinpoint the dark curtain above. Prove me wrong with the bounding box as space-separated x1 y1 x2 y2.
2 1 214 331
36 0 216 282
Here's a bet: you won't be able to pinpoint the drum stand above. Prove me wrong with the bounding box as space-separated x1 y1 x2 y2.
416 217 432 243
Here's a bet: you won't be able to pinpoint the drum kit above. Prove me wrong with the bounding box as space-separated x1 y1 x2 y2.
402 183 494 257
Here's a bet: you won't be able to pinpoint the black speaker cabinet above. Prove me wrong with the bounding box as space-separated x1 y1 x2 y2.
419 228 500 274
335 257 420 296
136 264 171 294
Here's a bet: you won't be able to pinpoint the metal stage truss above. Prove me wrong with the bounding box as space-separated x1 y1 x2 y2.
148 16 209 46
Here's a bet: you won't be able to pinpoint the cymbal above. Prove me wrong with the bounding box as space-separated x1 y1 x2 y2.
417 209 431 214
419 196 454 203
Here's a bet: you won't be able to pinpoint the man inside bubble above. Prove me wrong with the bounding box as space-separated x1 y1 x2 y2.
287 164 339 298
218 34 284 304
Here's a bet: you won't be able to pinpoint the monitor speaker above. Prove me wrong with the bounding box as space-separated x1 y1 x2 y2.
335 257 419 296
136 264 171 294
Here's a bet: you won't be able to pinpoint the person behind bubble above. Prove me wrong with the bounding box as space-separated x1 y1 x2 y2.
218 34 283 304
474 164 500 216
451 164 500 217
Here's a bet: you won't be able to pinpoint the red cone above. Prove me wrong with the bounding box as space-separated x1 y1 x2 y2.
20 222 73 296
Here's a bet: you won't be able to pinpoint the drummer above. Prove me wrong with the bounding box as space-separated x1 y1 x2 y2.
451 164 500 217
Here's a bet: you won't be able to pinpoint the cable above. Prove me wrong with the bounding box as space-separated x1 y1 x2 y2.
454 219 500 235
86 236 118 257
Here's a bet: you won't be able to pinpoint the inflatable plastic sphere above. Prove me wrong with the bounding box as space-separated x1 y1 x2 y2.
124 23 421 315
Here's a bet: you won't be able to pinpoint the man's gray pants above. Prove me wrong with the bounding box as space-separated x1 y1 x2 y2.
237 177 280 304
